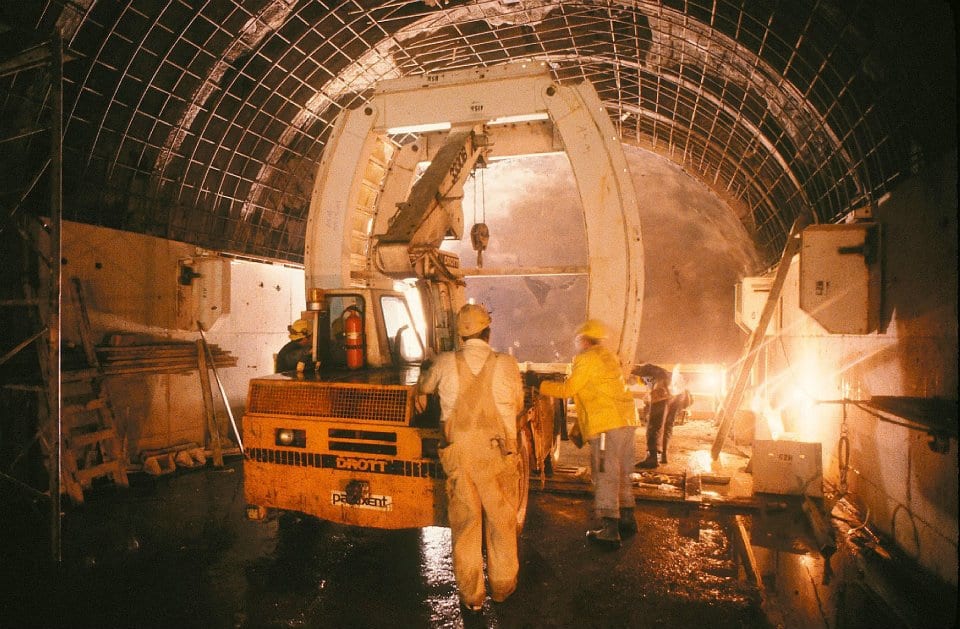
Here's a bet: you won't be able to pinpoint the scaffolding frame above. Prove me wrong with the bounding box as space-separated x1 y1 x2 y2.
0 38 64 562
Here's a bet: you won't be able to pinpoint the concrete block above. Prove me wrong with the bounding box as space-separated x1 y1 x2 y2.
753 439 822 496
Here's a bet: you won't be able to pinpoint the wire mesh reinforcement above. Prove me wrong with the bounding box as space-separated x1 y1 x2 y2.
3 1 952 266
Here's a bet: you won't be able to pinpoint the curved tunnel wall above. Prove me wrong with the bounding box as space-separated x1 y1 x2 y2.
1 1 953 268
0 0 956 581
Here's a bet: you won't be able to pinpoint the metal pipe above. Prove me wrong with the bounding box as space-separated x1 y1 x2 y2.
0 328 46 367
460 265 589 277
198 325 244 454
48 36 63 564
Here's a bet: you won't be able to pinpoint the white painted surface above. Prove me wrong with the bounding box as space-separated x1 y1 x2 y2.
755 152 958 585
304 64 643 363
62 221 304 456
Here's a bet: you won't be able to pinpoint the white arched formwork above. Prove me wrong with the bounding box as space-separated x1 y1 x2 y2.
305 62 643 363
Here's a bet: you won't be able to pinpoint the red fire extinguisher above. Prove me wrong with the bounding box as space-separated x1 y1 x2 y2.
344 306 364 370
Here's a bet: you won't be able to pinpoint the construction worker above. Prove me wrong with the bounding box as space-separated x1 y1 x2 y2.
539 319 639 549
633 363 691 468
417 303 524 613
276 318 315 373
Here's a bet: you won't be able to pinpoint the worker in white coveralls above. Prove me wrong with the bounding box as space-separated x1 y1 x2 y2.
539 319 639 549
417 303 524 613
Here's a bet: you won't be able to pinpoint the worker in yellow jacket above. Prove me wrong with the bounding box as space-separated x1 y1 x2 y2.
539 319 639 548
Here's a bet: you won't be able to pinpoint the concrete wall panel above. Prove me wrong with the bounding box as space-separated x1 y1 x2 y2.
755 152 958 585
62 221 304 460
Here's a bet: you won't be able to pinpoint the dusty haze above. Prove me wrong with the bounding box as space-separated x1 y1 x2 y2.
447 146 759 366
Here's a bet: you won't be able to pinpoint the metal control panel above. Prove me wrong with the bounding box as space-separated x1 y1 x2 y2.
799 223 881 334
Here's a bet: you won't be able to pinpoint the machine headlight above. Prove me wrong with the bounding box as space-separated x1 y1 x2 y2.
275 428 306 448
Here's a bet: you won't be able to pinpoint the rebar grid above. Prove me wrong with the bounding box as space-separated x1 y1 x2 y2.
2 0 944 266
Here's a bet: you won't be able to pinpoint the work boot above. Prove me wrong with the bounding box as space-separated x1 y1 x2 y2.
636 453 659 469
619 507 638 538
586 517 621 549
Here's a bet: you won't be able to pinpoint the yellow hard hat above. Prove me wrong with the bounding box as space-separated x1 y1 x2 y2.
288 319 312 340
457 303 492 337
575 319 608 340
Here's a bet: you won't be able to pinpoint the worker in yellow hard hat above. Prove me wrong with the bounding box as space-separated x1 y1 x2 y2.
539 319 639 549
275 318 316 373
417 303 524 613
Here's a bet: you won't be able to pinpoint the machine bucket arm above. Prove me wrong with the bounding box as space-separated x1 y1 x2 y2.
373 126 488 280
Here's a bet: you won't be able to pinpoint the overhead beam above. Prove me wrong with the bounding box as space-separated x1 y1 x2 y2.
461 265 588 277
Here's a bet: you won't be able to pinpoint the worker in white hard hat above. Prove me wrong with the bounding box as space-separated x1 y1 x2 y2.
539 319 639 549
417 303 524 613
275 318 316 373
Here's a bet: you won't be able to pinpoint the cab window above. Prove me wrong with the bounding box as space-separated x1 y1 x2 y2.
380 295 424 363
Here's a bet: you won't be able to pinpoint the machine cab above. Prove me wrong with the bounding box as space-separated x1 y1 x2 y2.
306 288 427 371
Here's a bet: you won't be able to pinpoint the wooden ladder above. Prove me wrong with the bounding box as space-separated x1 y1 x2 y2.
60 278 128 503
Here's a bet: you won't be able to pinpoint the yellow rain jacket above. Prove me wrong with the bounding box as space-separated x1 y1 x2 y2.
539 344 638 441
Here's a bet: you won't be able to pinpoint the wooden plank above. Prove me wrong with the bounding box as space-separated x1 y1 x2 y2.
97 342 226 352
75 459 122 485
712 218 805 460
68 427 116 449
60 450 85 505
732 514 763 589
62 368 100 382
197 340 224 466
62 397 106 415
99 356 217 367
70 277 100 369
96 351 233 364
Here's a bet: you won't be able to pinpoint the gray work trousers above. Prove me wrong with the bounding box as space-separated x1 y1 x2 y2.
589 425 637 519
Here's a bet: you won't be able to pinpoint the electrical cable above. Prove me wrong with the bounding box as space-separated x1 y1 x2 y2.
846 506 870 535
838 401 850 496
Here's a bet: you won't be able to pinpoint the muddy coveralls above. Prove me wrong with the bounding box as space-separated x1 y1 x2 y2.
419 340 524 610
634 363 686 467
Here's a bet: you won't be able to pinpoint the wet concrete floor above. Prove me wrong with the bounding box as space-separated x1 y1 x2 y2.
4 448 957 629
4 458 768 629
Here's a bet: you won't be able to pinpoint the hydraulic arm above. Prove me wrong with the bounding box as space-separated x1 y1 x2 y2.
373 126 489 282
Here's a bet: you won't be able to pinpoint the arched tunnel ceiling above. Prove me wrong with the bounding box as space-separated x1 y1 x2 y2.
0 0 955 267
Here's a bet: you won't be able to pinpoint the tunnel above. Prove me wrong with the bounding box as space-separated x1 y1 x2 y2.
0 2 956 628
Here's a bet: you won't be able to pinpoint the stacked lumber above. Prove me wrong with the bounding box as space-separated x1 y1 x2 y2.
64 339 237 379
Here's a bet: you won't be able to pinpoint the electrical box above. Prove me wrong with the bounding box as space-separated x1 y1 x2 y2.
735 275 780 334
799 223 881 334
753 439 823 497
176 255 231 331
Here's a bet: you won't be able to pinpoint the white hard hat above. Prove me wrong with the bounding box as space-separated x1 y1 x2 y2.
457 303 492 337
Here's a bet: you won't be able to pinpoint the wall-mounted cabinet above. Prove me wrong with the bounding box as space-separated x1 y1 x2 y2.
735 274 781 334
799 223 881 335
